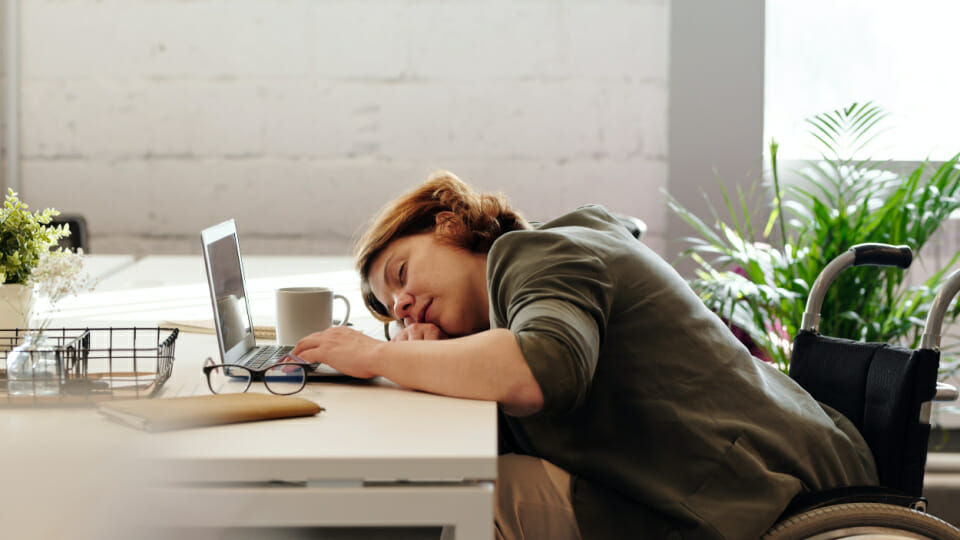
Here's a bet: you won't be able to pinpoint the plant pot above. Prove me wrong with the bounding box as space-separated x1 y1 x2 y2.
0 283 34 330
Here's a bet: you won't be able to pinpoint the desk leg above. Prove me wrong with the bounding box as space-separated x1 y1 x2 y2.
441 509 492 540
439 494 494 540
140 482 495 540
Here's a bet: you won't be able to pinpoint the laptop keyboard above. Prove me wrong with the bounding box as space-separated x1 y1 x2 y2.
246 345 294 369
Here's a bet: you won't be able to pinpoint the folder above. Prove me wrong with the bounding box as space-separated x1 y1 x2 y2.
98 393 323 432
159 319 276 340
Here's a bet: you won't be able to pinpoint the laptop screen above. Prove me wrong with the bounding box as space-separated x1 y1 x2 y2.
201 220 257 363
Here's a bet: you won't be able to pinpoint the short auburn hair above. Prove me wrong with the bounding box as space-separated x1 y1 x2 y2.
355 170 530 321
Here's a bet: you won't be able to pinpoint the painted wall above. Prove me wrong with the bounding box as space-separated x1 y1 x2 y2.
2 0 670 256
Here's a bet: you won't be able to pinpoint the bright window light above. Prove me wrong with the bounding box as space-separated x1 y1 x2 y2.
765 0 960 161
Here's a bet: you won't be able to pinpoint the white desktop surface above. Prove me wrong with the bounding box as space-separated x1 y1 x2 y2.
94 254 357 291
65 254 361 326
147 333 497 486
2 254 497 540
80 253 137 280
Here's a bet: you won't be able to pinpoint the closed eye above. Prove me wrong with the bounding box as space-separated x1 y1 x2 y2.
398 262 406 285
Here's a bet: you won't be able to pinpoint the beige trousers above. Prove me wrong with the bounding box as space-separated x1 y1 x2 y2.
495 454 583 540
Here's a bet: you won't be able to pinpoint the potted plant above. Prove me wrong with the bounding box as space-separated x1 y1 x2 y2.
0 189 69 330
666 102 960 386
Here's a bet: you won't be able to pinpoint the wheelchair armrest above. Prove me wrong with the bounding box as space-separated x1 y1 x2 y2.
922 382 957 424
935 382 959 402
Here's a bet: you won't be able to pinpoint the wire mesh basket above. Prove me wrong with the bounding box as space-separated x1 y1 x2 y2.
0 327 178 406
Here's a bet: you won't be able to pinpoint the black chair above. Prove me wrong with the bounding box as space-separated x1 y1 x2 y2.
613 213 646 240
763 244 960 539
50 214 89 252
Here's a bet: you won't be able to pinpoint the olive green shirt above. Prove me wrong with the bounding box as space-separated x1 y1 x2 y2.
487 206 878 539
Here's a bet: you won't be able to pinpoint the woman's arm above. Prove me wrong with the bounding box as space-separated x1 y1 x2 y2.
291 326 545 417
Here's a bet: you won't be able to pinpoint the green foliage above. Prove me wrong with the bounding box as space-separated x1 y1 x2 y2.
667 102 960 376
0 189 69 285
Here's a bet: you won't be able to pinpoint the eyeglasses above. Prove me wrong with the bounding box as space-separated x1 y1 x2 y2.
203 357 310 395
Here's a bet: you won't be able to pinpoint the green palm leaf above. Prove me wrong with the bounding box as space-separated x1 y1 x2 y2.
667 102 960 381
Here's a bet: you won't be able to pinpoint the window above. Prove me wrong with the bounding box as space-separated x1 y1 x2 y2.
765 0 960 161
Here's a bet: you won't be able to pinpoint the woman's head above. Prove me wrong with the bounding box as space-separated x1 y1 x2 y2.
356 171 530 332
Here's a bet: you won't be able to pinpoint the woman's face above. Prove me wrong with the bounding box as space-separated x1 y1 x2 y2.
367 232 490 337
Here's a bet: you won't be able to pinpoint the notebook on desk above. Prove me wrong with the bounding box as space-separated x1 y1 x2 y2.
200 219 344 378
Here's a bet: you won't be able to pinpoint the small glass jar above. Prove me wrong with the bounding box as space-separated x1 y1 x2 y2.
6 333 61 397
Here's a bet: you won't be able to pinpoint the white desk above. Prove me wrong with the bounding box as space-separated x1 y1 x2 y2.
81 253 137 281
61 255 369 332
2 255 497 540
93 254 357 291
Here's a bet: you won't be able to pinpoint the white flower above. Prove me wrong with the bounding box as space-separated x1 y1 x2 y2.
26 249 97 330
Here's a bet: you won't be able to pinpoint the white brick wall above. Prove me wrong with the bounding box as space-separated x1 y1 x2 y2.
4 0 669 256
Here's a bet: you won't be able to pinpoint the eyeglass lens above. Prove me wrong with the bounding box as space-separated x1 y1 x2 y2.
262 364 306 395
206 364 306 395
207 365 252 394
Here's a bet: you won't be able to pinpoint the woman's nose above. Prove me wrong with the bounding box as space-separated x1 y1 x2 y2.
394 292 414 322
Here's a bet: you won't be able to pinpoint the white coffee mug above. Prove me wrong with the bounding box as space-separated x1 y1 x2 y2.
275 287 351 346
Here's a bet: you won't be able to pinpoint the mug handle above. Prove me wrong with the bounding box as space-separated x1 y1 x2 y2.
334 294 351 326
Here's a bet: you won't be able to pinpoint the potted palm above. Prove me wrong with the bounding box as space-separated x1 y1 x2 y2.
0 189 69 329
666 102 960 387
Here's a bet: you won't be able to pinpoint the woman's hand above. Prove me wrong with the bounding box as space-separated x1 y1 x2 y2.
391 322 449 342
291 327 384 379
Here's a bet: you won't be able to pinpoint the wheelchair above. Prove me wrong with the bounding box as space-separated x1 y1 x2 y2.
762 244 960 539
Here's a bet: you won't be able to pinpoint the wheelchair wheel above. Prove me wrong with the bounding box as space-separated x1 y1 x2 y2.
762 502 960 539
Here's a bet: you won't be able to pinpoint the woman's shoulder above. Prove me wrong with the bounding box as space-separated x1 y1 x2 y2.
491 205 634 258
486 205 645 298
530 204 626 233
486 207 623 325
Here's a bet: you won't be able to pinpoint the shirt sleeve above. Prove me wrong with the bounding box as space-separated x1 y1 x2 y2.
487 229 614 415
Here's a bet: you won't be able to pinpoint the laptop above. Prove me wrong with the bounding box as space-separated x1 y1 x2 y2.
201 219 341 377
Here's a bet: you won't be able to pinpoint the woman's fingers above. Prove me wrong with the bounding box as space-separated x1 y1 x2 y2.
291 329 345 357
390 323 447 342
288 327 380 379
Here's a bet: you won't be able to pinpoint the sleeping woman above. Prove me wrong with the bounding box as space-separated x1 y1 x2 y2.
290 171 878 539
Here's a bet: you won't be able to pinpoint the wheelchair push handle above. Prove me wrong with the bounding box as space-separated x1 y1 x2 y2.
922 269 960 408
852 243 913 269
921 268 960 350
801 244 913 332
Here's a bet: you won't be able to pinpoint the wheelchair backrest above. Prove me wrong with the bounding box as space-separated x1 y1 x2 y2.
790 330 939 496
